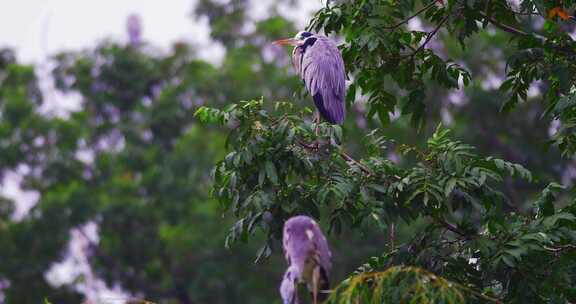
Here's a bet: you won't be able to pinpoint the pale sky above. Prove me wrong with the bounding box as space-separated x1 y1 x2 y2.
0 0 322 64
0 0 211 64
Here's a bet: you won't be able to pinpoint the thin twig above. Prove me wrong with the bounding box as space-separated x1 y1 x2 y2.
480 11 529 35
297 138 374 175
339 150 373 176
509 10 539 16
297 139 318 150
269 114 288 126
409 14 450 57
459 285 504 304
433 217 472 238
544 244 576 252
481 0 492 28
389 222 396 249
478 11 546 40
383 1 438 30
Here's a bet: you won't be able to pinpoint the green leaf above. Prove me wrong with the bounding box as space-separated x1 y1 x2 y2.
542 212 576 227
501 254 517 267
500 94 519 113
444 178 457 197
265 161 278 185
254 242 272 264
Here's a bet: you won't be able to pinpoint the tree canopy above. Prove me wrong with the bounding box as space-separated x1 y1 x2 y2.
1 0 576 303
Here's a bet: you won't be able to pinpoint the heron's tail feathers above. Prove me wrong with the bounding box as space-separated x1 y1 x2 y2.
312 93 345 125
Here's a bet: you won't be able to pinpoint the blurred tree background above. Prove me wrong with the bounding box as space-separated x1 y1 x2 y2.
0 1 384 303
0 0 575 303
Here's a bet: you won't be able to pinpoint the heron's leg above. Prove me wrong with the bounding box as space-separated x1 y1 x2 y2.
310 111 320 150
314 111 321 137
312 266 320 304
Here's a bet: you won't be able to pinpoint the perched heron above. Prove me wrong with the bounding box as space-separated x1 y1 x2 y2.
280 215 332 304
126 14 142 48
274 31 346 125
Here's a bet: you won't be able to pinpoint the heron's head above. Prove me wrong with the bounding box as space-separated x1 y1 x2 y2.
284 215 320 241
273 31 314 46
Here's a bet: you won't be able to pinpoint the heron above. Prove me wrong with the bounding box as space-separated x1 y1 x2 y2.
274 31 346 126
280 215 332 304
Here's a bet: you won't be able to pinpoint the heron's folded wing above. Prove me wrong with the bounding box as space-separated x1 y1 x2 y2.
301 38 346 124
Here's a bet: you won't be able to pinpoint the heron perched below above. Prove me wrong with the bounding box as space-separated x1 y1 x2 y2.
274 31 346 125
280 215 332 304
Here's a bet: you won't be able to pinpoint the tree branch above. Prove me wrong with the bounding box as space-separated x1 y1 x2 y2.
544 244 576 252
339 150 373 176
410 14 450 57
478 11 545 40
461 286 503 304
389 222 396 249
383 1 438 30
296 139 374 176
433 217 473 239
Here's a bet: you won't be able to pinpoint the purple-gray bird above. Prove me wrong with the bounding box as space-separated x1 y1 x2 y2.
280 215 332 304
126 14 142 48
274 31 346 125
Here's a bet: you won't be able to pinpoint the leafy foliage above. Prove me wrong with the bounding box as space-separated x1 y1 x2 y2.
311 0 576 156
2 0 576 303
196 99 576 301
197 100 531 239
347 184 576 302
326 266 496 304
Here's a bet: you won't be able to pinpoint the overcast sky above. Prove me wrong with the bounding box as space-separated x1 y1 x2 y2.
0 0 208 63
0 0 321 65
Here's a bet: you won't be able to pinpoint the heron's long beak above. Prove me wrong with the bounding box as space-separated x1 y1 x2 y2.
273 38 299 46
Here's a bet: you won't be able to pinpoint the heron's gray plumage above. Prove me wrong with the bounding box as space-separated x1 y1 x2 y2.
280 266 299 304
280 215 332 304
292 33 346 124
